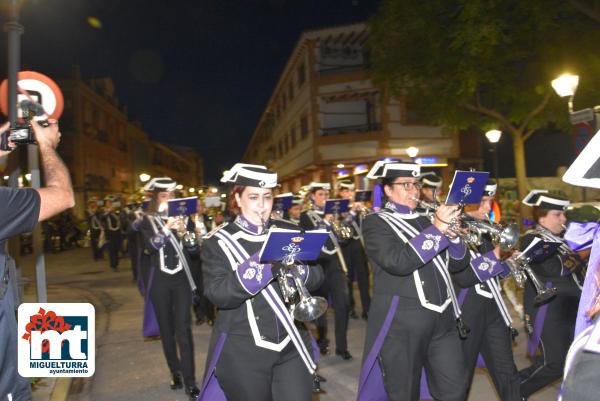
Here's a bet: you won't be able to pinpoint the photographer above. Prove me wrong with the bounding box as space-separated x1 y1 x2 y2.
0 119 75 401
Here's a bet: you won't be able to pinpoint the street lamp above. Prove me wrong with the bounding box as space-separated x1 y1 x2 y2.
139 173 151 183
485 130 502 185
551 73 579 112
406 146 419 158
189 187 196 193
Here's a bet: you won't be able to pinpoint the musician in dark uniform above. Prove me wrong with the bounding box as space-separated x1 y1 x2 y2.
124 196 142 281
336 179 371 320
518 190 584 400
102 195 122 271
451 180 521 401
415 172 442 218
87 197 104 260
198 163 324 401
357 161 471 401
137 177 200 400
299 182 352 359
191 201 214 325
288 195 303 224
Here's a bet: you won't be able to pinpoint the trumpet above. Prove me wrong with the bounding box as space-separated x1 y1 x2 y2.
461 217 520 251
411 197 462 237
257 212 328 322
506 254 557 306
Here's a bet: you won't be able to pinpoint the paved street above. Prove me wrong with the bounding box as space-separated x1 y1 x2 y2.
18 247 560 401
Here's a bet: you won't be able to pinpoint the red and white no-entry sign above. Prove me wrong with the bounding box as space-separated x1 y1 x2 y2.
0 70 64 119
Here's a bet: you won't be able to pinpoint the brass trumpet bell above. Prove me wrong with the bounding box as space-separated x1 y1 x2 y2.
291 296 329 322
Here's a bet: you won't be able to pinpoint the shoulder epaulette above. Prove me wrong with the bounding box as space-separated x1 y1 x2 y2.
204 222 229 239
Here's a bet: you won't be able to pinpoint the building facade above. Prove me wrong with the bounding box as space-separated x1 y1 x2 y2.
243 23 465 193
58 67 203 217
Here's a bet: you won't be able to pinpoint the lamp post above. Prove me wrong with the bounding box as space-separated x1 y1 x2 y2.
551 73 600 202
485 129 502 186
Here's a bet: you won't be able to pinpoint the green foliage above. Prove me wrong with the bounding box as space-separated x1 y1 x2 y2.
368 0 600 133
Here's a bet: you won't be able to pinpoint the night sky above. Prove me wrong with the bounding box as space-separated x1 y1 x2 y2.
0 0 380 182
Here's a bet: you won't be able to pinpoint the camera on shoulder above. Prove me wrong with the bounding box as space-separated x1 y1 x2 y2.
0 100 48 151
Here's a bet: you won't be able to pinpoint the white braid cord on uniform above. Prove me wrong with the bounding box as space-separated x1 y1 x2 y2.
465 242 512 327
382 211 462 319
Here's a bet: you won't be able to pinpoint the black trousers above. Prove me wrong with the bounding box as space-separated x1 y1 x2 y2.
190 255 214 322
314 256 350 352
90 230 103 260
149 276 195 386
342 238 371 315
460 295 520 401
127 234 139 281
519 300 575 397
216 335 313 401
379 306 467 401
106 233 121 269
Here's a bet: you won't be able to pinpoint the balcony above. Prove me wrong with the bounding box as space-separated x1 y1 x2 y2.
320 122 381 137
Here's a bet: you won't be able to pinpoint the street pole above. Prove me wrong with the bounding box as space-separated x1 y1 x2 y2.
493 142 499 186
5 0 47 302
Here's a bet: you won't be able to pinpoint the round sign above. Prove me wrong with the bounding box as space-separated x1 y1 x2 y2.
0 71 64 119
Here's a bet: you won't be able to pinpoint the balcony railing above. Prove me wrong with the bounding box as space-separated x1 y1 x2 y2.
320 123 381 137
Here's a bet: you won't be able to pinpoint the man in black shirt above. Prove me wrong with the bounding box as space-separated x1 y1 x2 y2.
0 119 75 401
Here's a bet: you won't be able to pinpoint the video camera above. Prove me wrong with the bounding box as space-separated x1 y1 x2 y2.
0 100 49 151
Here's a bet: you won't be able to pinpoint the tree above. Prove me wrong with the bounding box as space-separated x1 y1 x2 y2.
368 0 600 217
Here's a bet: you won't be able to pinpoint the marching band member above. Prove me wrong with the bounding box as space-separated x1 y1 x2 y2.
137 177 200 400
336 179 371 320
300 182 352 359
191 201 215 325
288 195 303 224
87 197 104 261
102 195 122 271
518 190 584 400
451 180 521 401
416 172 442 217
198 163 324 401
357 161 471 401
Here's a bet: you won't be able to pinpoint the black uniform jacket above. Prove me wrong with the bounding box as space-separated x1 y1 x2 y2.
139 214 199 287
361 205 471 355
201 218 324 348
520 226 582 322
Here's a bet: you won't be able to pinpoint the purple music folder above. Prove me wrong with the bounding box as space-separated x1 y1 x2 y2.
520 237 562 263
445 170 490 205
354 190 372 203
274 193 293 211
324 198 350 214
258 228 329 263
167 196 198 217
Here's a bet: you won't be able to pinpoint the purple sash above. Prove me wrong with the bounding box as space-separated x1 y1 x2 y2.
357 296 399 401
196 333 227 401
527 281 553 357
143 267 160 337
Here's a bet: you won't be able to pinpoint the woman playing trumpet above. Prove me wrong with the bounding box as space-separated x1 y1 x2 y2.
518 190 585 400
136 177 200 399
198 163 324 401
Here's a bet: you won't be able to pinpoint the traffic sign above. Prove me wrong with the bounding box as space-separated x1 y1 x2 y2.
0 71 64 120
571 122 594 155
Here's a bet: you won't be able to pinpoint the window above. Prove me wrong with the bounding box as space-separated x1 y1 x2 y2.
300 115 309 139
297 63 306 86
288 82 294 101
284 135 289 153
278 139 283 156
290 127 297 147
